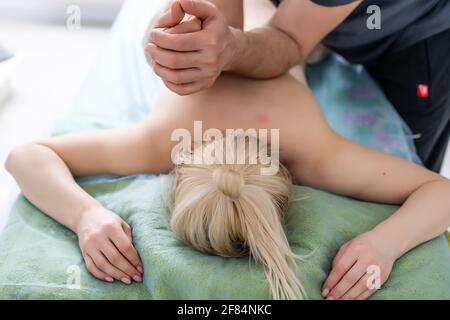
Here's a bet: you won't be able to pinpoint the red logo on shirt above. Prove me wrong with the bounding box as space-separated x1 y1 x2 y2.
417 84 429 98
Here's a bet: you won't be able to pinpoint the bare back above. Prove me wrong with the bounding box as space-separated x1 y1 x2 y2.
149 73 335 175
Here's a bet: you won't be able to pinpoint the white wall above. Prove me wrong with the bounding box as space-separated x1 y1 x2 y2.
0 0 124 25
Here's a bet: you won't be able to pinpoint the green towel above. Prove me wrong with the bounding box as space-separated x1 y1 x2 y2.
0 0 448 300
445 231 450 247
0 175 449 299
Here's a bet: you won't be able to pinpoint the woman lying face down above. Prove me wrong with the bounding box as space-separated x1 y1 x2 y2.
5 70 450 299
171 134 304 299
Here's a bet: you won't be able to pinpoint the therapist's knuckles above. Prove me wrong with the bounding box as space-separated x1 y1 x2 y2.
165 18 202 34
164 81 193 96
164 80 204 96
154 0 186 30
150 0 233 89
150 29 199 51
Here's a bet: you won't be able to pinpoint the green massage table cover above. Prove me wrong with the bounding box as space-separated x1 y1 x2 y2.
0 0 448 299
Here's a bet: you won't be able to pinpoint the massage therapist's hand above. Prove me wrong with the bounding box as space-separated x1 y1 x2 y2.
76 206 144 284
145 0 237 96
322 231 398 300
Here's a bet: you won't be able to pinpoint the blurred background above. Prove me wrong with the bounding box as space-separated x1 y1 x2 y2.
0 0 124 228
0 0 449 230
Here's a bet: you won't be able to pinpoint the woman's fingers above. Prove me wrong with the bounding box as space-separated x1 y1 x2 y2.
356 288 377 300
90 251 133 285
101 238 142 283
322 233 395 300
339 268 371 300
322 247 357 298
328 260 366 299
331 242 349 269
84 254 113 283
110 223 143 273
122 222 133 241
121 224 144 273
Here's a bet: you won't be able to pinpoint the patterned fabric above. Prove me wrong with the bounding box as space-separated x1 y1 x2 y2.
306 55 421 164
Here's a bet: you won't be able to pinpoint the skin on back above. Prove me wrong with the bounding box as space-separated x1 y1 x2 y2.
149 72 333 174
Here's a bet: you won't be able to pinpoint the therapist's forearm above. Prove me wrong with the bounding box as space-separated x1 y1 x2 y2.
371 179 450 259
225 26 304 79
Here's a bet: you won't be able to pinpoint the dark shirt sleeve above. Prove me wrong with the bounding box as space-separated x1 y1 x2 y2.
271 0 359 8
310 0 359 7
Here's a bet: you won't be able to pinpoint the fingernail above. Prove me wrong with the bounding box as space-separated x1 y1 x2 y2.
137 265 143 273
133 275 142 282
105 276 114 283
322 288 329 297
121 277 131 285
326 296 335 300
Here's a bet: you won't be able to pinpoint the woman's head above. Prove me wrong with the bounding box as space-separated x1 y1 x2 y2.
170 135 305 299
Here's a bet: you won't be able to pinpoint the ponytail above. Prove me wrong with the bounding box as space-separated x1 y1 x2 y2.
171 136 307 299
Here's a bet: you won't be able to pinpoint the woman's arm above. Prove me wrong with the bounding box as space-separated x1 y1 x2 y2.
292 134 450 300
5 119 170 284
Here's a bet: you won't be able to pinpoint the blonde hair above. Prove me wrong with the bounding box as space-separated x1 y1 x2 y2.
170 135 306 299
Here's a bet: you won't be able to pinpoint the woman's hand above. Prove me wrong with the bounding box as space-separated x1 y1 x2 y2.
322 231 398 300
76 207 144 284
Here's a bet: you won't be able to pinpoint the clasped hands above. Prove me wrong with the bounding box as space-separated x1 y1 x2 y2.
145 0 237 96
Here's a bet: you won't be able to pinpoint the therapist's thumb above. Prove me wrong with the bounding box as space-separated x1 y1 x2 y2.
179 0 218 21
155 0 185 28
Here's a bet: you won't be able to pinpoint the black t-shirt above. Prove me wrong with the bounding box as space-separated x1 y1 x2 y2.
270 0 450 64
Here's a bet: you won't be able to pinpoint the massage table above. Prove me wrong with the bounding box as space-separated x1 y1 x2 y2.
0 0 448 299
